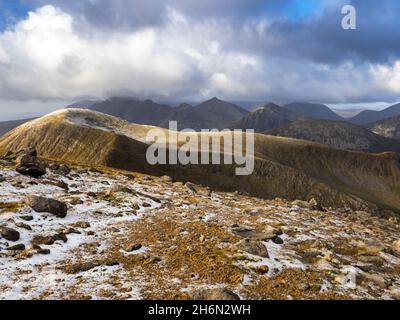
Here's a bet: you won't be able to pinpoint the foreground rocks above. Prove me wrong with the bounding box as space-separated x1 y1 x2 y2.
15 147 46 178
1 163 400 300
32 233 68 246
26 196 68 218
0 227 20 241
236 239 269 258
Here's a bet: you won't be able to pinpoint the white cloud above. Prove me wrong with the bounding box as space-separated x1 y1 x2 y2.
0 4 400 106
0 5 265 102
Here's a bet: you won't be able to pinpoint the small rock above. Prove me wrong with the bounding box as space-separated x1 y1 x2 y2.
272 236 284 245
0 227 20 241
125 243 142 252
64 228 81 235
63 258 119 274
32 233 68 245
89 167 103 174
0 176 6 183
26 196 68 218
15 223 32 231
72 221 91 229
254 265 269 274
46 179 69 191
236 239 269 258
6 244 25 251
150 256 162 264
37 249 51 255
185 182 197 193
190 288 240 301
70 197 83 205
55 164 71 175
20 215 34 221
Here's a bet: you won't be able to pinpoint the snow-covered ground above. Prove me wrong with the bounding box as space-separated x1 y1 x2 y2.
1 164 400 300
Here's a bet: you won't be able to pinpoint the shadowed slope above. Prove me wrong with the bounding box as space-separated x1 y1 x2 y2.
268 118 400 153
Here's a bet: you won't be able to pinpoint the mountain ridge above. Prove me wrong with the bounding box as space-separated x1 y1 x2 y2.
284 102 345 121
350 103 400 125
1 108 400 213
268 118 400 153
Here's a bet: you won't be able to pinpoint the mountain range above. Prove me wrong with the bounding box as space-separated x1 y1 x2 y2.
284 102 345 121
2 97 400 155
350 103 400 125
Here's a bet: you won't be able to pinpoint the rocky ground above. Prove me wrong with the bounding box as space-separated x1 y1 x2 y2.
1 151 400 300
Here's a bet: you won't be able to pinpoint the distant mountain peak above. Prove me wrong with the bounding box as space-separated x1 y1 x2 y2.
284 102 344 121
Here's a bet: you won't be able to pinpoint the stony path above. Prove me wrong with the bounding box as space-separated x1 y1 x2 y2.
1 162 400 300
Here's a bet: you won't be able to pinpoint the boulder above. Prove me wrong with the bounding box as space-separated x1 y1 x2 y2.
45 179 69 191
26 196 68 218
32 233 68 246
125 243 142 252
16 154 46 178
236 239 269 258
6 244 25 251
0 227 20 241
19 215 34 221
190 288 240 300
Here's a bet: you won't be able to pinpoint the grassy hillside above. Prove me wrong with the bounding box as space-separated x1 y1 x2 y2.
1 109 400 213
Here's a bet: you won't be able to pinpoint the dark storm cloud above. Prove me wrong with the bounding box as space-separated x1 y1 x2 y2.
30 0 400 65
249 0 400 65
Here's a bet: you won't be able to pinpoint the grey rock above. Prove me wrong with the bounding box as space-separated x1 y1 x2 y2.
6 243 25 251
26 196 68 218
16 154 46 178
20 215 34 221
125 243 142 252
236 239 269 258
32 233 68 245
0 227 20 242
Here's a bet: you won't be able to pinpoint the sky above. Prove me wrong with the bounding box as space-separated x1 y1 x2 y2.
0 0 400 119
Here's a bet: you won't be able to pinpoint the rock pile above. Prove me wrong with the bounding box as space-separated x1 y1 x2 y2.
16 146 46 178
